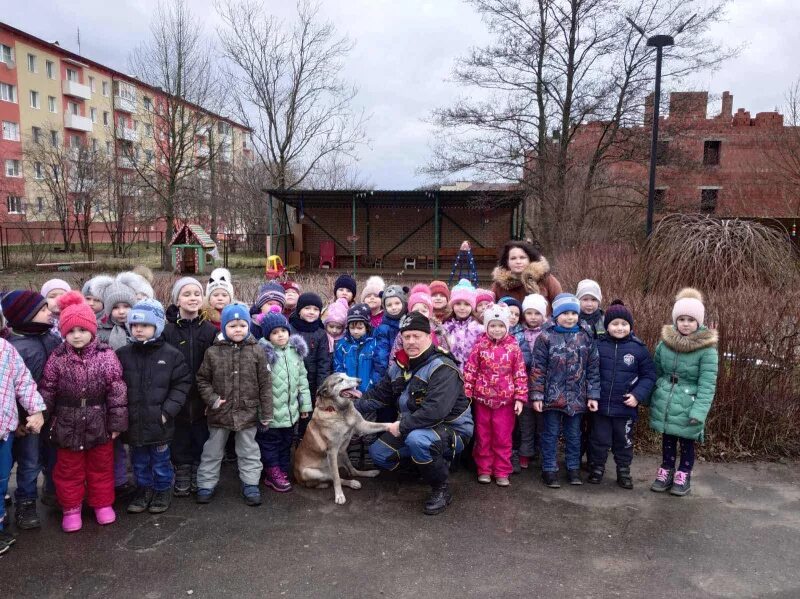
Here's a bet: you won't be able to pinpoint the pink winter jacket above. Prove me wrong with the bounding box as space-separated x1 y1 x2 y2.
442 317 484 372
463 333 528 408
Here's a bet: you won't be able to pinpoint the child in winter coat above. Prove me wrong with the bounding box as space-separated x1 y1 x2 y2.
530 293 600 488
499 296 522 331
515 294 548 469
250 283 286 339
119 270 154 301
41 278 71 338
96 276 138 350
649 288 718 497
474 289 495 323
323 298 349 353
576 279 605 339
117 299 192 515
361 276 386 329
442 279 484 372
333 274 357 306
464 304 527 486
373 285 408 379
0 337 45 555
195 304 272 506
334 303 379 394
1 291 60 530
282 281 302 317
389 285 450 359
39 292 128 532
82 274 114 325
163 278 218 497
203 268 234 332
430 280 451 324
587 300 656 489
257 309 311 492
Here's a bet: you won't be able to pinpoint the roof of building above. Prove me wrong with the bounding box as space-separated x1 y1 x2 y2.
170 224 216 248
263 188 525 209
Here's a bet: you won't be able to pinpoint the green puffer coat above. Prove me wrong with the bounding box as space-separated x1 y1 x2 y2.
259 335 312 428
649 325 719 441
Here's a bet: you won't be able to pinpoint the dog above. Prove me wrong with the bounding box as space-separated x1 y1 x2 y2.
293 373 391 505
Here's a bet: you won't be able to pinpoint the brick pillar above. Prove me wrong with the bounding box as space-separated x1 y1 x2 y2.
721 91 733 120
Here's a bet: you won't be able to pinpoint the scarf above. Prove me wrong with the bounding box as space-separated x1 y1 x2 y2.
289 313 323 333
554 324 580 334
12 322 52 335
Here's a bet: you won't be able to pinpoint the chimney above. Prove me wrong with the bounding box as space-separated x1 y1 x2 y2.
720 91 733 120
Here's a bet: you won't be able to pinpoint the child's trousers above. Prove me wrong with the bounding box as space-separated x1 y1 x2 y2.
0 436 13 529
113 438 128 487
53 440 115 509
661 434 695 473
12 432 41 501
518 404 543 459
131 444 174 491
541 411 582 473
256 426 294 474
588 414 634 468
197 426 261 489
472 401 516 478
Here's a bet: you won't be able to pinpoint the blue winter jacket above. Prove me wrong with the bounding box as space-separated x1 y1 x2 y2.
373 315 402 379
510 324 534 370
597 334 657 420
333 333 380 394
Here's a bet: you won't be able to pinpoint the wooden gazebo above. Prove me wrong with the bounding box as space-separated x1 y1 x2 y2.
170 224 216 274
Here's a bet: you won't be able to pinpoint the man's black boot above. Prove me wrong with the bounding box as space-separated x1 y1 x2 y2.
424 482 452 515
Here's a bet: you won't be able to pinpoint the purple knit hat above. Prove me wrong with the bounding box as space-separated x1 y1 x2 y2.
323 298 349 325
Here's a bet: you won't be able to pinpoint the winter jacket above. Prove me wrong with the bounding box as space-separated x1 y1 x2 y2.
580 309 606 339
162 306 218 423
530 322 600 416
490 259 563 311
7 329 60 420
510 323 536 370
369 311 384 330
649 325 719 441
97 318 129 350
288 316 331 400
334 333 380 394
259 335 312 428
596 334 656 420
463 334 528 408
374 315 402 380
116 337 192 446
0 338 46 441
442 317 484 371
196 335 273 431
39 339 128 451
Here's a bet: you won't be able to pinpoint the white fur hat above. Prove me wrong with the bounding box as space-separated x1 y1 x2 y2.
482 303 510 330
206 267 234 300
522 294 548 316
360 276 386 302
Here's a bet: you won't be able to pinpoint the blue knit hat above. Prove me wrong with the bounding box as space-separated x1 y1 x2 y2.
259 306 290 339
127 298 166 339
551 293 580 319
498 296 522 312
255 282 286 310
221 303 252 340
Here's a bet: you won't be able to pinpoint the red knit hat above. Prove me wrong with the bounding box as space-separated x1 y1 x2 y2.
281 280 302 294
58 291 98 338
429 281 450 300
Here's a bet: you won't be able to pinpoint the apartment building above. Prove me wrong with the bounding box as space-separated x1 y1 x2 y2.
0 21 252 227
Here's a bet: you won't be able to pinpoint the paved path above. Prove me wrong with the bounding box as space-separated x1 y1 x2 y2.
3 456 799 599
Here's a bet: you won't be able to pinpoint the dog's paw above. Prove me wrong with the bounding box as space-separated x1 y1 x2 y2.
334 492 347 505
361 470 380 478
349 480 362 490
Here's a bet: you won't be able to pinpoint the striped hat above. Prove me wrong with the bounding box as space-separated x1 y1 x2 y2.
551 293 580 318
1 290 48 327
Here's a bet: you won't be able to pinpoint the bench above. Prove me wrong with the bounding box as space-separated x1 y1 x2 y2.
36 261 97 272
438 247 498 266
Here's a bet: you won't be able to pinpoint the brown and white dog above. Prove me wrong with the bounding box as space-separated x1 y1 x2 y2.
293 373 391 505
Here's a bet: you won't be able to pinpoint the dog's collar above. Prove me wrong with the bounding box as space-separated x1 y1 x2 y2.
321 406 337 413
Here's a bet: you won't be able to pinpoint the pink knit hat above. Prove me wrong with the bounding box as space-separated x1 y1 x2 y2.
323 297 350 325
475 288 495 305
449 278 477 310
671 287 705 326
58 291 97 338
408 283 434 313
360 276 386 302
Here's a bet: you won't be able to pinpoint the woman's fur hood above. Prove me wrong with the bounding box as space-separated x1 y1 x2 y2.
258 334 309 364
492 257 551 293
661 325 718 353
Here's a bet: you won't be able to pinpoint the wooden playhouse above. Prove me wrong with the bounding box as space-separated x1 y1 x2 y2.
170 224 217 274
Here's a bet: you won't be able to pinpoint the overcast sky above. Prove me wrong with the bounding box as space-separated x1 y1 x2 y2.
3 0 798 188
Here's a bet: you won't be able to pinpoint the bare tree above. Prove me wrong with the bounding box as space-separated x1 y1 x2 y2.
762 79 800 216
128 0 224 267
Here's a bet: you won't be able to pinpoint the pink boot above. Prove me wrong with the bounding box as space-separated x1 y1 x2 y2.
95 506 116 525
62 505 82 533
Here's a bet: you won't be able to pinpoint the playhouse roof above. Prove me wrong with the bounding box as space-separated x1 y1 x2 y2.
262 188 524 209
170 224 216 248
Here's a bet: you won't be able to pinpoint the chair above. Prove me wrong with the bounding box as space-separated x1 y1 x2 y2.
417 255 427 270
373 257 384 269
319 240 336 269
403 256 416 269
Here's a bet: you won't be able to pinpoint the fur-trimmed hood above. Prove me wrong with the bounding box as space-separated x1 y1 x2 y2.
660 325 718 353
259 333 309 364
492 257 551 294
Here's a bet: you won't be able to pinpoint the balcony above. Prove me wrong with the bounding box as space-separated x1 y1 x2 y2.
116 127 139 143
114 94 136 113
64 113 93 132
118 156 135 169
62 79 91 100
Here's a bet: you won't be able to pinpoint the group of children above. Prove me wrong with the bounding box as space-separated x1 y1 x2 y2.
0 266 719 554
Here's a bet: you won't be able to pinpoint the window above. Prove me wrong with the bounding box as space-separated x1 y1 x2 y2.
69 133 81 148
68 101 79 115
34 161 43 179
653 188 667 212
0 82 16 103
2 121 20 141
36 197 44 213
91 138 98 153
144 123 153 138
7 196 24 214
132 119 138 131
106 140 113 155
90 107 97 123
0 44 13 66
48 95 56 113
29 90 40 109
703 140 721 166
66 68 78 82
117 115 126 128
145 149 153 164
103 111 109 126
700 188 719 213
46 60 54 79
102 81 109 96
218 122 231 135
88 76 95 92
50 130 58 146
143 96 152 111
5 159 21 177
32 126 41 143
27 53 37 72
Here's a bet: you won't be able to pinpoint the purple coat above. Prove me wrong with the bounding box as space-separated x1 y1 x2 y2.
39 339 128 451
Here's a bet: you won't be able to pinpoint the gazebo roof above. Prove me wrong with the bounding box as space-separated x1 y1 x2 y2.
262 188 524 209
170 224 216 248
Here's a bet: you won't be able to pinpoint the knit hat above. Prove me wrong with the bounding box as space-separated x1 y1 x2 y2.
522 294 548 317
258 305 289 339
206 267 234 301
498 296 522 313
255 282 286 310
381 285 408 311
41 278 71 298
576 279 602 303
429 281 450 301
407 284 433 313
127 298 166 339
475 288 495 306
81 274 114 300
117 272 154 299
281 280 302 295
360 276 385 302
483 303 511 330
604 299 634 330
347 303 371 327
399 311 431 335
551 293 580 319
1 290 48 327
449 278 477 310
297 292 323 313
333 274 357 298
58 291 97 338
221 302 253 340
171 276 203 306
101 278 138 317
323 298 349 325
672 288 705 326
